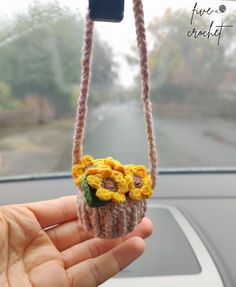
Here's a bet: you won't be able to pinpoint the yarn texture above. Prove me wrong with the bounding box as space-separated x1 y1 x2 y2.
77 191 147 239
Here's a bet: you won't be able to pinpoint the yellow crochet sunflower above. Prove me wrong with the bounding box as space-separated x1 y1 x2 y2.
86 169 128 204
72 156 116 184
124 165 153 200
72 155 94 184
72 155 154 205
84 157 124 176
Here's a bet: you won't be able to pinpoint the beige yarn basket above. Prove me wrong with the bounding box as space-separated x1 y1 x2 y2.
77 191 147 239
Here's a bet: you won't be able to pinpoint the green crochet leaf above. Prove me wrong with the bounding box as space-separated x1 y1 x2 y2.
80 176 106 208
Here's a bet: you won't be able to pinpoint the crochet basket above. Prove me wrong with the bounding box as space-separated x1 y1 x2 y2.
77 192 147 238
72 0 157 239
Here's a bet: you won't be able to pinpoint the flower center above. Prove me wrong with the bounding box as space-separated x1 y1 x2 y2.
133 174 143 188
102 178 118 192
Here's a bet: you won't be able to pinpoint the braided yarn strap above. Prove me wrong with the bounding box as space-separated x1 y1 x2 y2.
72 16 94 164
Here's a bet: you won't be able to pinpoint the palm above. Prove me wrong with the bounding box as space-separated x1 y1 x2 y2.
0 196 152 287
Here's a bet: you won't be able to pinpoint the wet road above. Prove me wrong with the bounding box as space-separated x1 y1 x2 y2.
0 101 236 177
85 101 236 168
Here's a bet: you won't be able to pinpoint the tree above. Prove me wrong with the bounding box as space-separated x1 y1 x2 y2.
221 11 236 68
0 1 117 115
89 35 117 104
126 9 225 104
148 9 226 103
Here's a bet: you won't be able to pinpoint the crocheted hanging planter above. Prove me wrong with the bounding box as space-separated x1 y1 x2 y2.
72 155 152 238
72 0 157 239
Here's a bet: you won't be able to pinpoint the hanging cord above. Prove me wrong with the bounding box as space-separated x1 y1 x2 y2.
72 0 157 188
133 0 157 187
72 16 94 164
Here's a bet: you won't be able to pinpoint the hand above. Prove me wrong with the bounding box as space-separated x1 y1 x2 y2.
0 196 153 287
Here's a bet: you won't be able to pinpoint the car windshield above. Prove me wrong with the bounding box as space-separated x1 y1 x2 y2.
0 0 236 177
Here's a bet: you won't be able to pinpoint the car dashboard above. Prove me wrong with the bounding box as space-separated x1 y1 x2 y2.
0 170 235 287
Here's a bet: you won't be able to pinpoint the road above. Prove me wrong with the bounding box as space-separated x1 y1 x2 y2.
84 101 236 168
0 101 236 177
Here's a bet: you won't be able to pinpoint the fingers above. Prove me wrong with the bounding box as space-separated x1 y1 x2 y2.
62 217 152 269
23 196 77 228
67 237 145 287
47 216 152 252
46 220 93 251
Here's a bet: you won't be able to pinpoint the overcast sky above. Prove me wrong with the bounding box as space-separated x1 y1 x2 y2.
0 0 235 86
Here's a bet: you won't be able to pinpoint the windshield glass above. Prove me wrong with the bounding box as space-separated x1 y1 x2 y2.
0 0 236 177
